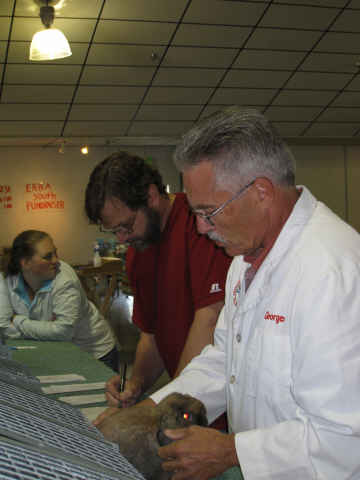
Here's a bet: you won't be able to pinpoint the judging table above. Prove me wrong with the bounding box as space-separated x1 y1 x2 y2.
3 339 243 480
0 339 148 480
7 338 114 421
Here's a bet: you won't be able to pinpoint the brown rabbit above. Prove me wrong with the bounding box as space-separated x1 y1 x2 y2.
98 392 208 480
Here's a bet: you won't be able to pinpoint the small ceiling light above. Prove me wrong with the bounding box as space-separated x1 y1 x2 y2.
80 145 89 155
58 140 66 153
30 1 71 61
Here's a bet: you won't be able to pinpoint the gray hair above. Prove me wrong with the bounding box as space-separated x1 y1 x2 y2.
174 106 296 192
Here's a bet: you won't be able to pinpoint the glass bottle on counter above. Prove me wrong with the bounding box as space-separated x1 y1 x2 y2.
93 242 102 267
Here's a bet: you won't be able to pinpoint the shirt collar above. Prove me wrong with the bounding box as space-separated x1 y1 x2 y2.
243 186 316 272
14 273 53 296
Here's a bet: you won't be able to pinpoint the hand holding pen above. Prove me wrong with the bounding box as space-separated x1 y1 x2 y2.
105 365 143 408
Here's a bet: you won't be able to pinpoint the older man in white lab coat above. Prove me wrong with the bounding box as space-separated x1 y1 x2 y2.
148 107 360 480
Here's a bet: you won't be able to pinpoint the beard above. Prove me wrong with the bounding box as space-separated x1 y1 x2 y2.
127 206 162 251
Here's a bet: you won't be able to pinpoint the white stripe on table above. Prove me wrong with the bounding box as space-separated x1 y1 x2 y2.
37 374 86 383
42 381 105 394
59 393 106 405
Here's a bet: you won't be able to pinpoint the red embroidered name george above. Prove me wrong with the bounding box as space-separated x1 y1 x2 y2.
264 311 285 324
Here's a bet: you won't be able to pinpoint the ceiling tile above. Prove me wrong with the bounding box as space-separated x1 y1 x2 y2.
345 76 360 90
0 104 68 120
1 85 74 103
56 0 103 18
273 89 337 106
74 86 146 104
144 86 212 104
272 122 309 137
332 91 360 106
14 0 103 17
135 105 202 121
210 88 276 105
101 0 188 21
286 71 352 90
234 49 305 70
13 0 41 16
246 28 322 51
0 42 6 62
0 18 11 41
7 42 88 64
265 106 322 121
276 0 347 6
81 66 156 85
317 107 360 122
94 20 176 44
173 25 252 48
11 18 97 43
348 0 360 8
315 32 360 54
0 121 63 136
183 0 268 25
5 64 82 84
162 46 237 68
260 4 339 30
64 121 129 136
0 0 14 16
221 69 290 88
68 105 137 121
87 44 166 66
331 9 360 31
128 121 193 136
305 122 360 136
153 68 225 87
300 52 359 73
199 105 245 119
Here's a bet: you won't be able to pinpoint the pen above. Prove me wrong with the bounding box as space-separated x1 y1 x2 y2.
9 346 38 350
120 362 127 393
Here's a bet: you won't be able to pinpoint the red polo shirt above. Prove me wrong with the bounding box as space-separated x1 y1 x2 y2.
126 193 232 377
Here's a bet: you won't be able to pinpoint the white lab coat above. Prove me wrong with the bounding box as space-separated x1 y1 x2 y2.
151 187 360 479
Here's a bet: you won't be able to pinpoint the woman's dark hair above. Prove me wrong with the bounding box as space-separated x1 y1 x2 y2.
85 151 167 224
0 230 49 277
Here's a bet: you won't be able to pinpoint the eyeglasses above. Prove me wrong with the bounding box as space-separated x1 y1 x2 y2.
193 179 255 226
99 210 138 236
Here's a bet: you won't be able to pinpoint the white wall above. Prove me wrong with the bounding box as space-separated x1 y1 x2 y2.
0 142 359 266
292 145 347 220
0 144 177 265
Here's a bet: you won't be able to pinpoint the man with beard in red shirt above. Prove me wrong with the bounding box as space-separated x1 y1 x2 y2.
85 151 231 430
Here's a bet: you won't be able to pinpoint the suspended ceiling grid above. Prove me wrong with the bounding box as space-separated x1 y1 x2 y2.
1 0 360 146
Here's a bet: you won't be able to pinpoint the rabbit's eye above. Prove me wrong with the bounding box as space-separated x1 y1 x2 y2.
182 412 192 421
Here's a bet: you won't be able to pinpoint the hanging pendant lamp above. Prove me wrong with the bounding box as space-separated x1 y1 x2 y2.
29 1 72 61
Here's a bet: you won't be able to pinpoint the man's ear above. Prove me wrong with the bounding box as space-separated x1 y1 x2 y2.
254 177 274 202
147 184 160 208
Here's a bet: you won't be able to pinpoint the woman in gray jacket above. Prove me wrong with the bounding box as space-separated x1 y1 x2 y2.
0 230 119 371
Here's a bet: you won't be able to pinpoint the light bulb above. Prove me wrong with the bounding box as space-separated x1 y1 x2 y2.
30 28 72 61
81 145 89 155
